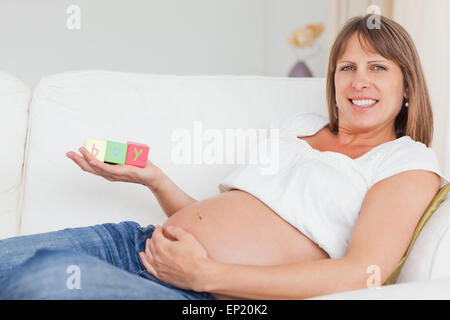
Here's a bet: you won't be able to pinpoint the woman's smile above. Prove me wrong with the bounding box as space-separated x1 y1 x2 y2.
348 97 379 112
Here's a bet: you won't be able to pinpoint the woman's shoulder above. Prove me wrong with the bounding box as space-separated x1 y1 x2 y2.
371 135 449 187
375 135 440 165
383 135 435 156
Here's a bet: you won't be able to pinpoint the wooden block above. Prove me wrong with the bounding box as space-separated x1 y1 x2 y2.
105 141 128 164
83 138 107 162
125 141 149 168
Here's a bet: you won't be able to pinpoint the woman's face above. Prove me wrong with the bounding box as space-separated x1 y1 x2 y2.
334 33 407 136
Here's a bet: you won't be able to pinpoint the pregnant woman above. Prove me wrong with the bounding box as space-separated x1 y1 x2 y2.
0 14 448 300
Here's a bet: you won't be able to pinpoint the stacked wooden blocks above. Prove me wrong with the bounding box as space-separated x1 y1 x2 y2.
84 138 149 168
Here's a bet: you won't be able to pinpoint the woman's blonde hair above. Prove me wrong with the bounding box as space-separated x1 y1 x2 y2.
326 14 433 146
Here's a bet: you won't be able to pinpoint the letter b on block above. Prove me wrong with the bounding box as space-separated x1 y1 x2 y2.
125 141 149 168
105 141 128 164
84 138 107 162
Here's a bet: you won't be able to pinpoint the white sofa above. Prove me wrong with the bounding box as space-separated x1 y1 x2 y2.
1 70 450 299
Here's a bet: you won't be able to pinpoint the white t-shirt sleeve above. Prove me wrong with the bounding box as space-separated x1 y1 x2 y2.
371 140 449 188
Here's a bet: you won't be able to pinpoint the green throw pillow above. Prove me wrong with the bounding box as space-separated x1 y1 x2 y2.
383 183 450 285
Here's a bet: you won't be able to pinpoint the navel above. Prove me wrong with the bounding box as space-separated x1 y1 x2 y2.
194 211 204 222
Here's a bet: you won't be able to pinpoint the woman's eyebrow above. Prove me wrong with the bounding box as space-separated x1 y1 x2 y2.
337 59 390 64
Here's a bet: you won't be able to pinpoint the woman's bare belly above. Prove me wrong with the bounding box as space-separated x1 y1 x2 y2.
163 190 329 299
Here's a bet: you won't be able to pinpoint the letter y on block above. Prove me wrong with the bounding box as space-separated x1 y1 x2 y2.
125 141 149 168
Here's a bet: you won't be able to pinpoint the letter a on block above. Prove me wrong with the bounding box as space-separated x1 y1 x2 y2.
125 141 149 168
105 141 128 164
84 138 107 162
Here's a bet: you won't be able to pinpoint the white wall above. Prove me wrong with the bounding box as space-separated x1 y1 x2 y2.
264 0 329 77
0 0 329 87
447 2 450 178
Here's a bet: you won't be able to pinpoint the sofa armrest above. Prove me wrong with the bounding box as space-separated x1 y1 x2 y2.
309 277 450 300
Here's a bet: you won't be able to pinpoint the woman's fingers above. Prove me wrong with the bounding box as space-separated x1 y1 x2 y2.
66 151 98 174
67 149 116 181
139 251 157 277
78 147 100 165
79 147 128 178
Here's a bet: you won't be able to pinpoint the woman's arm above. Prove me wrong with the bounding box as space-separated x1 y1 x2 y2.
198 169 441 299
146 169 197 218
67 147 197 218
202 258 364 299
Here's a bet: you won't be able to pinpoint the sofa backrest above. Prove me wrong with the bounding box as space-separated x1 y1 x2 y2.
18 71 328 235
0 71 30 239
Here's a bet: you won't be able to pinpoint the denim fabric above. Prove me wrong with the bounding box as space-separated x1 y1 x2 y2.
0 221 216 300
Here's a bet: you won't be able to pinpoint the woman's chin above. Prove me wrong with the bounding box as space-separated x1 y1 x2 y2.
341 114 379 131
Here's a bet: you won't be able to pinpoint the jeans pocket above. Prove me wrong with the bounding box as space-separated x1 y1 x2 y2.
135 224 155 269
137 224 156 235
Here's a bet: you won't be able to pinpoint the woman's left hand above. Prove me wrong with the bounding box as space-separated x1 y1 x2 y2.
139 225 212 292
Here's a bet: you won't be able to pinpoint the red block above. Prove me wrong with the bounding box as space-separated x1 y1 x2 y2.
125 141 149 168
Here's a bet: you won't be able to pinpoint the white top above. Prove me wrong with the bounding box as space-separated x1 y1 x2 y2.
218 112 449 259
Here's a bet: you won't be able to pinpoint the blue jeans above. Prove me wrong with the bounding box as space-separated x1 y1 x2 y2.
0 221 216 300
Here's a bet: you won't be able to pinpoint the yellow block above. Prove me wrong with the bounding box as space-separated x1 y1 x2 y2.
84 138 107 162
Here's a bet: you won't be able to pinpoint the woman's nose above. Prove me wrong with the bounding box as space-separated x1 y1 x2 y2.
352 81 370 91
352 71 371 90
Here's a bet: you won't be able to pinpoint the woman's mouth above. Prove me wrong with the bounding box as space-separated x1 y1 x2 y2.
348 98 379 112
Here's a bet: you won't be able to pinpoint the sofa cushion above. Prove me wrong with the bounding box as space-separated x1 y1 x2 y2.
19 71 327 235
311 276 450 299
396 185 450 282
385 183 450 284
0 71 30 239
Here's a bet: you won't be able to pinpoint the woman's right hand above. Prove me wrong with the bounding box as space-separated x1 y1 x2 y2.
66 146 163 191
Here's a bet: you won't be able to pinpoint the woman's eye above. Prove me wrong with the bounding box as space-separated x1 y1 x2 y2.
373 65 387 71
340 66 354 71
340 65 387 72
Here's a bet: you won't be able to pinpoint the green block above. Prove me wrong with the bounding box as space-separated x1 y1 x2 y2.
105 141 128 164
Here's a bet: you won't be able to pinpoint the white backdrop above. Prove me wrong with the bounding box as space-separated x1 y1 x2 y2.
0 0 329 87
